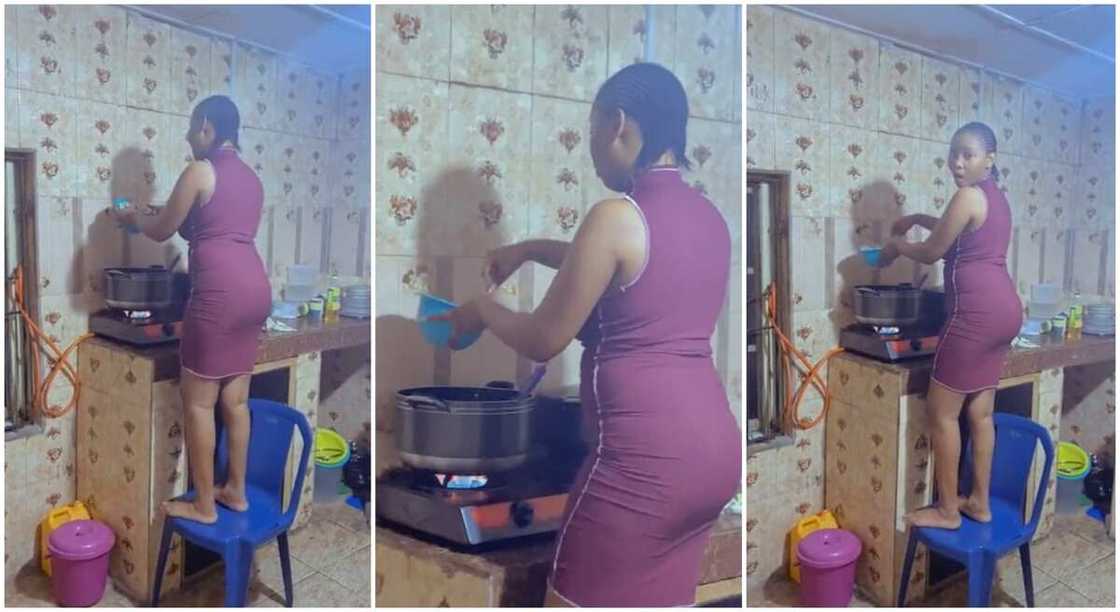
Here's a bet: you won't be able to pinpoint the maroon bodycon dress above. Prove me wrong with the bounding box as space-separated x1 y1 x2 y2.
931 176 1023 393
549 167 742 606
178 148 272 379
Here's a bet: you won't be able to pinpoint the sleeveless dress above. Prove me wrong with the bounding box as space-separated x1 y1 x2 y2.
931 176 1022 393
178 148 272 379
549 167 742 606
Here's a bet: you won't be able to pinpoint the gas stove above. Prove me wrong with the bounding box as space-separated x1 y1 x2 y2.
376 462 575 546
839 323 941 362
89 308 183 346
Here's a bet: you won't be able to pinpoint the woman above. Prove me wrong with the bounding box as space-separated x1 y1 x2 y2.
437 63 741 606
111 95 271 524
879 122 1022 530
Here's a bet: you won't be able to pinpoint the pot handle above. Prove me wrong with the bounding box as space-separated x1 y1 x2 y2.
404 395 449 412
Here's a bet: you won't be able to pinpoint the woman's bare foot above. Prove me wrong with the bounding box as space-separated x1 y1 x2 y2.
215 484 249 512
958 495 992 523
904 505 962 530
161 500 218 524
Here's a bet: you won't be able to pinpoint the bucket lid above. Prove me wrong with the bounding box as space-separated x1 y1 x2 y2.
315 428 351 468
1057 441 1091 479
797 528 861 569
47 520 115 561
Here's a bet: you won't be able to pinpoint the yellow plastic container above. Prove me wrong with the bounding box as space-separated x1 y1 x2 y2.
38 500 91 576
788 509 839 583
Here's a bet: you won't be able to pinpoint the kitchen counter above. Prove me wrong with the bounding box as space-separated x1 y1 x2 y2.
857 333 1115 395
375 511 742 606
84 316 371 380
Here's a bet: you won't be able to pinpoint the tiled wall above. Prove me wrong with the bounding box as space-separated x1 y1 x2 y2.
3 5 370 581
745 5 1116 595
374 4 742 475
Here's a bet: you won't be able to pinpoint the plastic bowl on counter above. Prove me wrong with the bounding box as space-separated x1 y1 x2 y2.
859 247 882 267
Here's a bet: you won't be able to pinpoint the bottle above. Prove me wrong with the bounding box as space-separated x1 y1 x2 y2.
1067 291 1083 340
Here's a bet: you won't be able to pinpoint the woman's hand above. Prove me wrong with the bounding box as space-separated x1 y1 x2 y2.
878 239 901 267
430 296 489 345
890 215 915 237
107 201 141 231
484 243 528 289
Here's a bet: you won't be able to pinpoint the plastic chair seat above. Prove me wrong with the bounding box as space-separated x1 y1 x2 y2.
164 484 289 552
913 498 1031 560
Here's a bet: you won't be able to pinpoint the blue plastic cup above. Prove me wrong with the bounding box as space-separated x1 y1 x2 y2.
859 246 882 267
417 294 482 350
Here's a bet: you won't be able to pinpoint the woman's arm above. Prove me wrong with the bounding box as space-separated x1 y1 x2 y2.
520 239 570 270
135 162 209 242
910 214 939 231
892 187 984 264
476 199 643 362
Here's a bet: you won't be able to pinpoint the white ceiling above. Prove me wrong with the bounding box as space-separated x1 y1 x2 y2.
131 5 370 73
793 4 1115 98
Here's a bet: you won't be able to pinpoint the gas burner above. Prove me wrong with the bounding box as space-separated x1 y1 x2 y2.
434 474 489 489
872 325 900 337
124 310 153 320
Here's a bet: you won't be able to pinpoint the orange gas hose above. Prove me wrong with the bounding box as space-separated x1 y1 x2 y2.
10 265 94 419
763 283 845 430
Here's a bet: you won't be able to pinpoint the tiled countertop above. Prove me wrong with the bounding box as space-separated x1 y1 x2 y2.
84 316 371 381
851 334 1115 394
375 511 741 606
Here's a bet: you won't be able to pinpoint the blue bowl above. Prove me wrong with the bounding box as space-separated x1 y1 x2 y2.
859 246 882 267
417 294 482 350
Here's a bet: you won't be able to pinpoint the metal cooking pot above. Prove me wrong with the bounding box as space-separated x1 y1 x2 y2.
853 284 921 326
396 383 535 474
104 266 173 310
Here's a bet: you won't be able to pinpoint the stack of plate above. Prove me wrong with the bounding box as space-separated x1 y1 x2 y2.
1083 303 1115 336
340 285 371 319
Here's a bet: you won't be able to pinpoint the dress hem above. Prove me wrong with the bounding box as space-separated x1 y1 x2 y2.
929 376 998 395
180 364 254 381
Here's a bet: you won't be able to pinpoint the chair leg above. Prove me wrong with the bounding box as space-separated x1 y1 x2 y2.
897 530 918 607
223 541 254 607
966 553 995 607
1019 543 1035 607
277 532 294 607
150 521 174 607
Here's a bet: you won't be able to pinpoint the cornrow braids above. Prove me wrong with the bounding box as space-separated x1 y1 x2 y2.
954 121 1000 182
193 95 241 152
593 62 692 171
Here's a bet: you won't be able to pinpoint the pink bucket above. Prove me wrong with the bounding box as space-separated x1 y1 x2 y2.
797 528 861 607
48 519 115 607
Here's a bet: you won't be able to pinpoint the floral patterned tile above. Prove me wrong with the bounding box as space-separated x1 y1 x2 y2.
303 66 339 140
376 5 451 81
297 205 326 271
5 6 18 89
15 4 76 96
302 137 332 208
915 139 952 217
330 137 370 210
772 8 829 121
527 96 593 242
20 90 76 197
1042 227 1070 287
236 44 278 130
877 45 922 138
532 5 608 102
375 74 449 257
5 88 20 148
169 25 211 117
745 5 775 113
275 59 305 133
1021 86 1049 161
746 109 776 172
75 100 124 200
209 37 233 96
36 197 81 296
74 5 127 106
674 5 740 122
1071 229 1109 296
338 67 370 138
829 27 879 130
1080 97 1115 168
1072 162 1114 229
1051 93 1081 166
125 11 170 111
450 5 534 92
959 66 985 125
985 73 1025 156
607 5 676 79
875 133 921 216
919 56 959 144
121 109 177 204
449 256 519 386
446 84 532 257
828 124 880 219
327 208 366 277
1015 226 1044 295
774 114 830 216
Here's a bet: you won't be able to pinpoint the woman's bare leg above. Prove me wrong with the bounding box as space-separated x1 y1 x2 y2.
959 389 995 522
162 369 221 523
216 374 252 511
904 381 968 529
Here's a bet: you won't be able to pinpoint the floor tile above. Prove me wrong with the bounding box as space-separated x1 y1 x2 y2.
1028 527 1113 581
287 515 367 572
1061 554 1115 605
314 499 369 535
1034 582 1095 607
290 572 367 607
992 549 1060 605
253 540 318 597
320 544 371 595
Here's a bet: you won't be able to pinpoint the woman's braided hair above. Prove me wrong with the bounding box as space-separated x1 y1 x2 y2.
592 62 692 171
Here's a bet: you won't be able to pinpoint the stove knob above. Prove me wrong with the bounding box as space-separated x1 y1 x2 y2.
510 501 534 528
161 323 176 337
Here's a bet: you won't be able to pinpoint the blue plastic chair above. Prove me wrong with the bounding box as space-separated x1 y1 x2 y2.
151 399 313 607
898 413 1055 607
